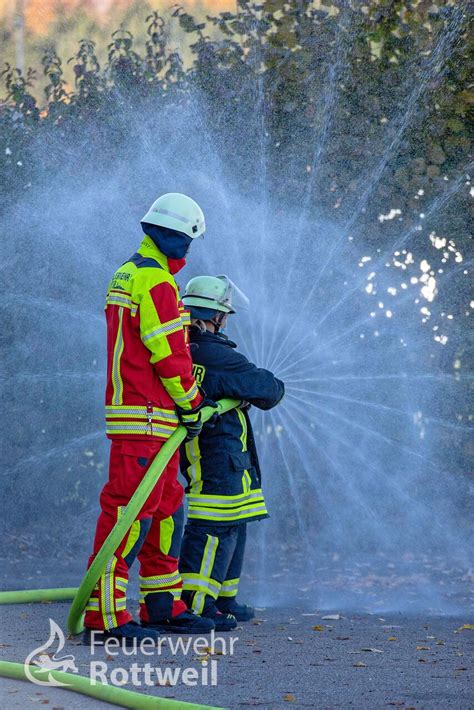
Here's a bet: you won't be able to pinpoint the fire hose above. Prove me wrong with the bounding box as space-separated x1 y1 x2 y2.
0 398 239 709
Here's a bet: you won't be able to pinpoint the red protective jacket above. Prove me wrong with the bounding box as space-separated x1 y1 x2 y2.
104 235 202 440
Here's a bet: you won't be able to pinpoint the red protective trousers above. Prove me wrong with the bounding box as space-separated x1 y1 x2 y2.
84 439 187 630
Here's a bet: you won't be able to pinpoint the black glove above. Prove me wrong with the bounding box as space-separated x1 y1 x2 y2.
176 397 217 441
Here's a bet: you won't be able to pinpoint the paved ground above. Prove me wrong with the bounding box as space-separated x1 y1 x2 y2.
0 602 472 709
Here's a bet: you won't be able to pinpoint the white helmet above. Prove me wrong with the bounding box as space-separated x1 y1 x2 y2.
141 193 205 239
183 275 249 315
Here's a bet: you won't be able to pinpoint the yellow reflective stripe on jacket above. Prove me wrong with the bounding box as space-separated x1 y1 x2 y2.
242 469 252 493
106 405 178 422
105 404 178 439
236 408 248 451
187 490 265 507
106 291 138 315
185 437 203 495
105 422 175 438
187 501 268 522
111 307 125 405
142 317 183 343
179 306 191 328
160 377 199 409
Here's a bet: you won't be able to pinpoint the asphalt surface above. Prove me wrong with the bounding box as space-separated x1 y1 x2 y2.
0 602 472 709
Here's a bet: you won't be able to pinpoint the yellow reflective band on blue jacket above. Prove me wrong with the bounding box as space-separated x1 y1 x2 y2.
236 408 248 451
187 490 265 507
185 436 203 494
186 489 268 523
187 503 268 522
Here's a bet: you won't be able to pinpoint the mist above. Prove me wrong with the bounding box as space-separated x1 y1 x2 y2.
1 11 472 617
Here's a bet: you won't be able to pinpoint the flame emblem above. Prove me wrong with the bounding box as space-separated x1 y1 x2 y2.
24 619 78 687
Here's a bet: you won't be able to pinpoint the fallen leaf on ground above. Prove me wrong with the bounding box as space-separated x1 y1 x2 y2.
454 624 474 633
283 694 296 702
416 646 430 651
203 647 224 655
387 637 397 641
312 625 325 631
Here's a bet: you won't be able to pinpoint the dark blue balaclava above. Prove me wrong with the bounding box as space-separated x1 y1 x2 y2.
187 306 227 334
141 223 193 259
188 305 220 321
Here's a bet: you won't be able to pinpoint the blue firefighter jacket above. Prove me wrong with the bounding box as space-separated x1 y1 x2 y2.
180 328 285 526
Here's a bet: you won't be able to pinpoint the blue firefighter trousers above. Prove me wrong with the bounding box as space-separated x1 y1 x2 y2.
179 522 247 615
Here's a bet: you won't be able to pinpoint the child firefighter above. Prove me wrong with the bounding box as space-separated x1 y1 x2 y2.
178 275 285 631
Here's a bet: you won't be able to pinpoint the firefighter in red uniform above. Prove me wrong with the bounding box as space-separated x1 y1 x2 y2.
83 193 215 644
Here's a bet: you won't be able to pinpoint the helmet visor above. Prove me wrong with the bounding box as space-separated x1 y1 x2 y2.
216 275 250 313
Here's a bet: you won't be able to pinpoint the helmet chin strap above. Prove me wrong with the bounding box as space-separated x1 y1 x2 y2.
210 312 226 333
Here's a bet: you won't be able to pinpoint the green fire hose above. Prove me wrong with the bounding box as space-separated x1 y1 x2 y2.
0 661 223 709
0 398 239 709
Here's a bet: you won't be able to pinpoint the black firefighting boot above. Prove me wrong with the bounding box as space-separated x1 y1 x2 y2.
83 621 161 646
141 610 215 634
202 607 238 632
216 598 255 622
